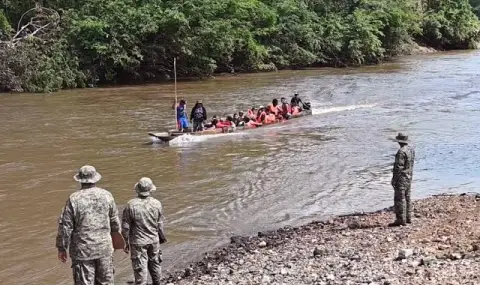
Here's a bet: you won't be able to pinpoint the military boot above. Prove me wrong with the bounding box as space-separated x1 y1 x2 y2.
388 221 406 227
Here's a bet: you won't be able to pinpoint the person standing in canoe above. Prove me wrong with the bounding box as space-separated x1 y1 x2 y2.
122 177 166 285
290 92 303 108
176 100 189 132
190 100 207 132
56 165 120 285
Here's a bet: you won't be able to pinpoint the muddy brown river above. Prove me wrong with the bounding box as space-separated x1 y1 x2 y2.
1 51 480 284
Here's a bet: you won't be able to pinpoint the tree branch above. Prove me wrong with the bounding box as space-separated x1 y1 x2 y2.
5 5 61 46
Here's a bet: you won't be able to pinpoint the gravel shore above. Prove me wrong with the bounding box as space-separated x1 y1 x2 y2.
161 193 480 285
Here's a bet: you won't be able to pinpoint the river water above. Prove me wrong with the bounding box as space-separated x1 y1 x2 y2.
1 51 479 284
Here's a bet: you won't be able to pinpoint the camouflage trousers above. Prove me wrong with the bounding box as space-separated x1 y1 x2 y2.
130 243 162 285
393 180 412 224
71 256 114 285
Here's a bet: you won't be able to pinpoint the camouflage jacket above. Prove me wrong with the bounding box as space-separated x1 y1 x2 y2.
122 196 165 246
56 186 120 261
392 144 415 184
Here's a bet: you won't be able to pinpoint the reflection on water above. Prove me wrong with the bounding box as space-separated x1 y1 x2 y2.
0 51 480 284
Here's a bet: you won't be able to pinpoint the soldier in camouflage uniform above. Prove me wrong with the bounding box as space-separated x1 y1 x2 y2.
122 177 166 285
56 165 120 285
390 133 415 227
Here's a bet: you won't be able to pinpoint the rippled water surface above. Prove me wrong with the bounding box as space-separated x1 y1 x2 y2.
1 51 480 284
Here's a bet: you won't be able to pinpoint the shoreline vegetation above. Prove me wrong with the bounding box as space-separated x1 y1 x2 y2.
157 193 480 285
1 0 480 93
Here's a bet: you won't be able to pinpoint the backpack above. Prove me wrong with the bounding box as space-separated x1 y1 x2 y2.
194 106 204 120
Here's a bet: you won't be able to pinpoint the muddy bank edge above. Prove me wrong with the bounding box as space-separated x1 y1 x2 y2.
157 192 480 284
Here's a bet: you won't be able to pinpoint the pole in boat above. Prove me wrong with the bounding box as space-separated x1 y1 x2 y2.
174 57 177 132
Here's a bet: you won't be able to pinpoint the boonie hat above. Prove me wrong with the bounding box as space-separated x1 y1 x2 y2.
395 132 409 144
134 177 157 197
74 165 102 184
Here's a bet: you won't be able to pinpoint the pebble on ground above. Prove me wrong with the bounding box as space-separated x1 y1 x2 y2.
159 193 480 285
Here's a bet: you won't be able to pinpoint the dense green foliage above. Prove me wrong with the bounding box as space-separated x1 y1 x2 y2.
1 0 479 92
470 0 480 22
423 0 480 48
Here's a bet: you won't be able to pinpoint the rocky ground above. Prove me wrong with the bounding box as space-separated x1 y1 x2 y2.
160 193 480 285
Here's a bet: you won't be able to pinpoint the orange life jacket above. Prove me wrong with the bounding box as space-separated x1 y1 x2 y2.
216 120 232 128
264 114 276 124
267 103 279 115
282 103 292 115
292 106 301 115
256 111 266 123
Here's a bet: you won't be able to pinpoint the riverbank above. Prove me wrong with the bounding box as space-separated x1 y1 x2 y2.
3 0 480 93
161 193 480 285
2 41 439 94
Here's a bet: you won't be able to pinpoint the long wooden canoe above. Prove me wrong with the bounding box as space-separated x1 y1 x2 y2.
149 109 312 142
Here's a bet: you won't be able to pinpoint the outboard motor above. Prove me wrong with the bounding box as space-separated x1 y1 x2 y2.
303 102 311 110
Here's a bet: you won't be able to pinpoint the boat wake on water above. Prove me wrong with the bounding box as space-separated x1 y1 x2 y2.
167 132 246 146
311 103 377 115
150 132 247 146
149 103 377 146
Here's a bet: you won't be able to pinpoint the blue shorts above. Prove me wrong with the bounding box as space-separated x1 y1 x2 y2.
177 118 189 129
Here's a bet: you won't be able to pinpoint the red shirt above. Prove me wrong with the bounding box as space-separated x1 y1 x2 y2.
216 120 232 128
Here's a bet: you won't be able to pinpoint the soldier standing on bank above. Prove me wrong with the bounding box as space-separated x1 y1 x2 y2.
56 165 121 285
390 133 415 227
122 177 166 285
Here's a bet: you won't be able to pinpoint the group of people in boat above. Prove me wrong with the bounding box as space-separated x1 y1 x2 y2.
173 93 310 132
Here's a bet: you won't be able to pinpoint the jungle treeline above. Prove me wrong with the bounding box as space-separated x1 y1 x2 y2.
1 0 479 92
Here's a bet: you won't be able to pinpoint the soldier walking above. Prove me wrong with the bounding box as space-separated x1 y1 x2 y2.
122 177 166 285
390 133 415 227
56 165 121 285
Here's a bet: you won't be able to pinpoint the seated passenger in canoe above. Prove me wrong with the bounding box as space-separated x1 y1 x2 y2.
205 115 235 130
264 109 277 124
204 116 218 130
291 105 301 115
243 117 261 128
280 97 292 119
233 113 240 126
238 111 246 119
247 107 257 120
267 99 281 116
234 112 245 127
256 106 267 124
235 111 249 126
223 116 235 128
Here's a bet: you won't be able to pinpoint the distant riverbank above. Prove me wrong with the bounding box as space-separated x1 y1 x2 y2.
2 0 479 93
159 193 480 285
